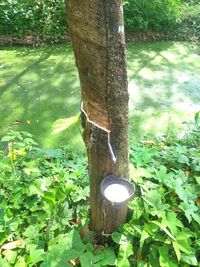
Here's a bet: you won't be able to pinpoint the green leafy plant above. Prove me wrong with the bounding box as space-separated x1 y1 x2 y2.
0 0 67 42
124 0 181 33
0 131 90 266
0 116 199 266
1 0 199 43
112 115 200 266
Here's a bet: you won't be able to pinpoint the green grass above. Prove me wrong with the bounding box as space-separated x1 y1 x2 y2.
0 44 81 147
0 41 199 147
127 41 200 140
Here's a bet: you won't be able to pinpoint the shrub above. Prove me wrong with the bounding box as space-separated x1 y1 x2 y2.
114 113 200 266
123 0 182 33
0 0 198 42
0 114 199 266
0 0 67 41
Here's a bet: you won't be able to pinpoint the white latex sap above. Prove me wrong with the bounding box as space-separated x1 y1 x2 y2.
104 184 129 203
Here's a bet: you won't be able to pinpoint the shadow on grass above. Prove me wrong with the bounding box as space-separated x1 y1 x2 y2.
0 44 83 147
0 41 199 146
127 41 200 140
0 52 50 96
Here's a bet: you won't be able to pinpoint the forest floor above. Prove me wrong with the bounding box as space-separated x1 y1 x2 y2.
0 41 199 147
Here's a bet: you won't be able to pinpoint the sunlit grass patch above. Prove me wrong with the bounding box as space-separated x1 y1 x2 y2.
0 41 199 147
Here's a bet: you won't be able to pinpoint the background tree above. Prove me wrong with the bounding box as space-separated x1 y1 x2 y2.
67 0 129 235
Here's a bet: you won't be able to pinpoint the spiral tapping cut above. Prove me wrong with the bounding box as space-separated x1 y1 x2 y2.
81 102 117 163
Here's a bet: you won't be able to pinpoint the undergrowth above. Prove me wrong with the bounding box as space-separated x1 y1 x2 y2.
0 113 199 266
0 0 199 43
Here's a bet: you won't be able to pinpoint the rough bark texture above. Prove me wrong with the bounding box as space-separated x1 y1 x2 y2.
67 0 129 235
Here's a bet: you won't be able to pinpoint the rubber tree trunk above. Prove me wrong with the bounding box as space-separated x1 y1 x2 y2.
67 0 129 235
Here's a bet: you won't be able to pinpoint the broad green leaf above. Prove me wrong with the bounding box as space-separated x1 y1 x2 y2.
41 230 85 267
14 256 26 267
28 248 46 267
112 232 129 245
0 162 10 170
128 197 144 219
28 184 43 196
143 190 170 215
129 164 152 183
154 165 168 181
112 232 132 267
158 246 178 267
179 201 200 224
140 229 150 248
85 243 93 252
145 222 159 234
79 251 98 267
80 248 116 267
136 260 148 267
1 135 15 142
95 248 116 266
172 242 181 261
55 186 66 201
162 227 176 241
172 229 193 256
151 218 176 241
149 246 159 267
73 186 89 202
195 176 200 185
7 218 19 232
24 225 40 240
151 215 176 240
180 254 198 266
43 191 56 205
2 250 17 264
173 239 192 255
175 230 192 241
116 245 132 267
24 138 38 146
132 224 142 235
158 212 183 241
0 232 10 246
178 154 189 164
55 202 73 227
0 257 9 267
166 212 183 234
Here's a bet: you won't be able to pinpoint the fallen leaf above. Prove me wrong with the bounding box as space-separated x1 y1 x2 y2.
69 258 80 266
142 140 155 146
94 245 105 251
185 170 190 177
51 115 79 134
0 240 24 252
13 119 22 125
196 198 200 205
136 250 143 260
80 226 89 239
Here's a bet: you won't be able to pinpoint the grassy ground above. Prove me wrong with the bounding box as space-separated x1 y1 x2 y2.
127 41 200 140
0 41 199 147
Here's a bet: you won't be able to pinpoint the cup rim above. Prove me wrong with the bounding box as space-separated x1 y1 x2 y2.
100 175 135 206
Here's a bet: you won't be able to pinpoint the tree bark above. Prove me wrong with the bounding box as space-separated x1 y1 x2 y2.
67 0 129 235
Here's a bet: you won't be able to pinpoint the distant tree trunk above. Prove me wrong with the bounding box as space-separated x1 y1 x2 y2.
67 0 129 235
